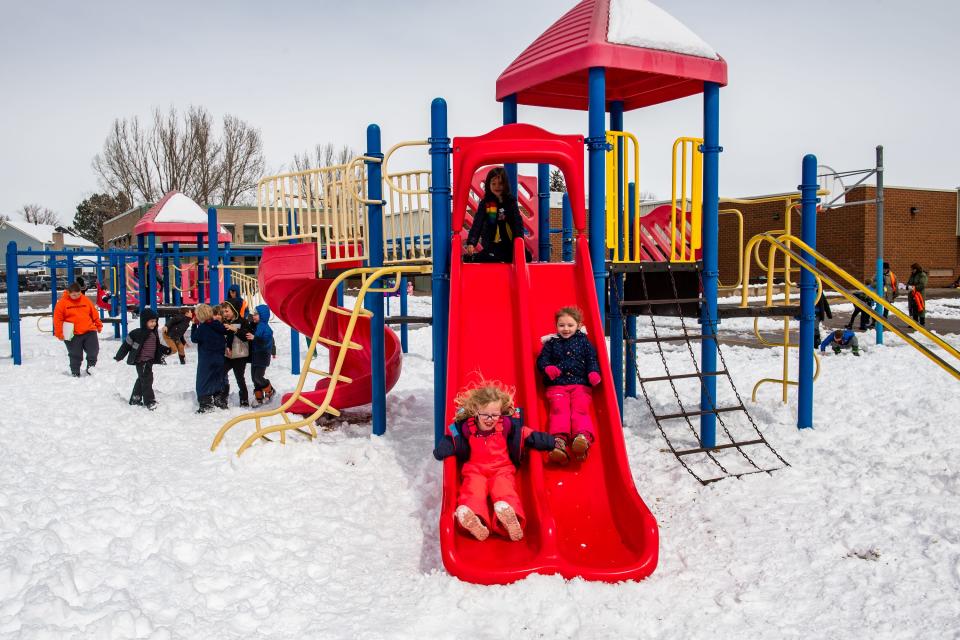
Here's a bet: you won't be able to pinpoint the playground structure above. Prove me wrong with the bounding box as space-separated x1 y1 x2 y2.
8 0 960 586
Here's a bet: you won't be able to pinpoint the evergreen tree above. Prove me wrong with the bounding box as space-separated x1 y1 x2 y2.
73 192 131 247
549 168 567 193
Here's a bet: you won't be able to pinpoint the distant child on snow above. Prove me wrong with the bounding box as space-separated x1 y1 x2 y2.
114 308 171 410
53 281 103 377
163 307 194 364
245 304 276 407
820 329 860 356
191 303 228 413
536 306 601 464
433 382 554 542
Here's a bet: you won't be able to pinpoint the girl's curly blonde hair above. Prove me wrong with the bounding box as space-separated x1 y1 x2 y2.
454 380 515 418
194 303 215 322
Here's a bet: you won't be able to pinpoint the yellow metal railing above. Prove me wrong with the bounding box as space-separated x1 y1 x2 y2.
210 264 431 456
717 208 743 292
381 140 432 264
743 233 960 394
671 137 703 262
605 130 641 262
227 269 261 307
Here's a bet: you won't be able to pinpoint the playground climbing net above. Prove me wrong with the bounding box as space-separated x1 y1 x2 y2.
620 263 789 484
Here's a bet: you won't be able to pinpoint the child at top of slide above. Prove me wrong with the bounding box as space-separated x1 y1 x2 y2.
464 166 524 264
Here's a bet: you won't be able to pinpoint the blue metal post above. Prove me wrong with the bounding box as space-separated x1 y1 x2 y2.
118 254 128 340
222 243 233 297
66 253 75 285
366 124 387 436
135 234 146 312
399 275 409 353
699 82 722 449
207 208 220 305
196 233 205 303
430 98 451 446
48 253 57 310
562 194 573 262
588 67 607 324
502 94 518 195
6 242 21 365
161 242 170 305
537 163 550 261
609 102 625 415
625 183 638 399
875 145 885 345
336 283 344 307
148 232 158 312
172 242 182 306
798 154 818 429
286 210 300 376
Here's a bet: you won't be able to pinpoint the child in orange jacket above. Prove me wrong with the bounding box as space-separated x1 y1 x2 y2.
433 382 554 542
53 281 103 377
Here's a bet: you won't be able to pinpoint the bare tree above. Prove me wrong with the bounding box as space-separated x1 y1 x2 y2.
92 106 265 207
18 203 60 225
0 213 10 222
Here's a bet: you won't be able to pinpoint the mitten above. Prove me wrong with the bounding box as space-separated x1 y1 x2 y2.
433 436 456 460
588 371 601 386
524 431 555 451
832 346 841 354
544 365 561 380
852 347 860 357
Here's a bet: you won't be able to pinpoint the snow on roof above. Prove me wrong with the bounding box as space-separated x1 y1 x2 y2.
607 0 719 60
132 191 232 242
153 192 209 224
1 219 98 248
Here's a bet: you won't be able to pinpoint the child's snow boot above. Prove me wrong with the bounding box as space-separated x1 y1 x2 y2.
252 388 265 407
197 396 215 413
179 355 186 365
494 501 523 542
571 433 591 462
548 435 569 465
263 384 275 403
129 394 142 406
455 505 489 541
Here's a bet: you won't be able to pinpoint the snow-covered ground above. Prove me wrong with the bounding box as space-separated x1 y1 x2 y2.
1 299 959 639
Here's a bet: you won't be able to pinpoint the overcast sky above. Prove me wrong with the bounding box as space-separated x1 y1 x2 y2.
1 0 958 225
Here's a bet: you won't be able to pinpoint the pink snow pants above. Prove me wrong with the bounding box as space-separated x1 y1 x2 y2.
545 384 595 441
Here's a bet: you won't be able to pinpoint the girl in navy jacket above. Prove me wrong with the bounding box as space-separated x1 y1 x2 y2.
191 303 228 412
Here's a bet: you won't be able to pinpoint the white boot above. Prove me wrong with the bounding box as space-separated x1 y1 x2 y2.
493 501 523 541
455 505 489 541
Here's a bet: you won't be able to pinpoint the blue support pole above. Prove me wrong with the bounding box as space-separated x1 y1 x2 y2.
562 194 573 262
626 183 638 399
66 253 76 286
286 210 300 376
430 98 451 446
206 208 220 305
222 243 233 297
161 243 170 305
798 154 819 429
148 232 158 312
196 233 205 303
399 275 409 354
609 101 625 415
587 67 607 324
699 82 722 449
136 234 146 313
366 124 387 437
172 242 182 306
502 94 518 196
874 146 885 346
336 282 344 307
48 253 57 310
537 163 550 261
6 242 21 365
118 254 128 340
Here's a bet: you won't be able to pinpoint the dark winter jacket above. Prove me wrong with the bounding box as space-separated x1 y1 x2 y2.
466 194 523 262
536 330 601 387
191 319 228 396
223 313 254 361
433 416 554 469
165 312 192 343
249 304 275 368
226 284 249 318
907 269 928 294
115 309 170 365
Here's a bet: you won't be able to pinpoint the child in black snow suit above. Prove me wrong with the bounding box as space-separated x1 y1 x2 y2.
163 307 193 364
246 304 276 407
114 309 171 409
191 303 229 412
465 166 524 264
220 302 254 407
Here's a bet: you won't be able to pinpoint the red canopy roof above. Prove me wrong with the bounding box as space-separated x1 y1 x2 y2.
132 191 233 243
496 0 727 111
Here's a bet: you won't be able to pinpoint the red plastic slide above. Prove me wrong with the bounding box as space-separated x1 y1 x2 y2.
439 236 659 584
257 243 402 414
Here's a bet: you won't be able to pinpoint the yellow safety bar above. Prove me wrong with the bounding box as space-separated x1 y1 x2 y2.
605 130 641 262
210 264 431 456
229 270 261 307
717 208 743 291
381 140 432 265
744 233 960 382
671 137 703 262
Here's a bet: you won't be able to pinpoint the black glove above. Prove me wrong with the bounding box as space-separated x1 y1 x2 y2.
525 431 555 452
433 436 456 460
161 346 173 356
832 346 841 354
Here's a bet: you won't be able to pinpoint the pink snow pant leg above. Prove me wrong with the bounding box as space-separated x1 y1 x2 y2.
458 467 525 537
545 384 595 441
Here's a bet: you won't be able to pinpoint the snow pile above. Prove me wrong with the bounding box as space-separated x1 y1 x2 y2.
607 0 719 60
1 297 959 638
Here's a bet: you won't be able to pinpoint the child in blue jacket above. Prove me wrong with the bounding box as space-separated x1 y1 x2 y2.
191 303 229 412
820 329 860 356
245 304 276 407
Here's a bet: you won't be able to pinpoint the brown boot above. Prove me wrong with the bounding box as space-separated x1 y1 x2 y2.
571 434 591 462
455 505 489 541
263 384 275 402
548 436 569 465
494 501 523 542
